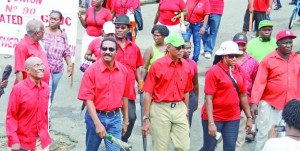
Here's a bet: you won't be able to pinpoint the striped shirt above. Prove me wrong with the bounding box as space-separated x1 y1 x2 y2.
42 31 71 73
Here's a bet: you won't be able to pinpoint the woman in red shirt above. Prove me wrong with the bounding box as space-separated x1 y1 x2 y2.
182 0 210 63
200 41 253 151
78 0 112 63
153 0 187 35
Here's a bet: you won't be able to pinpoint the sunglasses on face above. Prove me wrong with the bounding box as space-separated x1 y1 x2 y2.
174 45 185 50
227 54 239 59
101 47 115 52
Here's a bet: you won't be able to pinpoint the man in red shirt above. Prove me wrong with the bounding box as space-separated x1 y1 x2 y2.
250 30 300 151
14 19 50 84
113 15 144 142
78 37 130 150
142 33 193 150
6 57 52 151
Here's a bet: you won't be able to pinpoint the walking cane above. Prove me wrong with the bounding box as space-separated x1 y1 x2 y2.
139 80 147 151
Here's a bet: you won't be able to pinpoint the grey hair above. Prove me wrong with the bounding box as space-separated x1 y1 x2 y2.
26 19 43 38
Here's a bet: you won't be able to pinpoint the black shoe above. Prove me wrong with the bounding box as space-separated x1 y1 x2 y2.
274 5 282 10
289 1 296 5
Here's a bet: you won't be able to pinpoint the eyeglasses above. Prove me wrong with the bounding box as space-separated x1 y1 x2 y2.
227 54 239 59
101 47 116 52
32 63 45 69
174 45 185 50
115 26 127 30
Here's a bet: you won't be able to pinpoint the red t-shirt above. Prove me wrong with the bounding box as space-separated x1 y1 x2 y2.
188 59 198 78
88 37 102 59
111 0 140 17
115 38 143 100
186 0 210 23
201 61 247 121
14 35 50 84
209 0 224 15
158 0 186 25
6 78 51 150
78 59 131 111
143 54 193 102
85 7 112 37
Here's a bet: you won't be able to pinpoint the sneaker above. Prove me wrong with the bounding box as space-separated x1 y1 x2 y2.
204 52 211 59
274 5 282 10
200 49 205 55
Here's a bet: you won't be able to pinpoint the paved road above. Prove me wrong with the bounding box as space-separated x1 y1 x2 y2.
0 0 299 150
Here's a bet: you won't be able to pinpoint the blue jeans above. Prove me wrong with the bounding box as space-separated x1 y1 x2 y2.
202 14 222 54
85 111 121 151
121 100 136 142
182 21 203 62
49 72 63 103
79 0 90 9
200 120 240 151
277 0 281 7
188 91 196 126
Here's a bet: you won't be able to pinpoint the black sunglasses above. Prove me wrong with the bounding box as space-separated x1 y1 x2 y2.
101 47 115 52
227 54 239 59
174 45 185 50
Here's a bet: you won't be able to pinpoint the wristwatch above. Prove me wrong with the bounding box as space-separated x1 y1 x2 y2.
143 115 150 121
122 121 130 126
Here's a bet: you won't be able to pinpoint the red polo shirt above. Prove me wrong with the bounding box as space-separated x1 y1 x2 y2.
115 38 143 100
14 35 50 84
209 0 224 15
158 0 186 25
186 0 210 24
202 61 247 121
6 78 51 150
78 59 131 111
143 54 193 102
88 37 102 59
250 50 300 109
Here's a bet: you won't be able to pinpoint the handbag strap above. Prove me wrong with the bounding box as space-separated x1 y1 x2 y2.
94 8 99 27
187 0 201 22
217 63 240 95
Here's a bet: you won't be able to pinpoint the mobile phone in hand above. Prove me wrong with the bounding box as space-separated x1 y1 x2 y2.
275 125 285 132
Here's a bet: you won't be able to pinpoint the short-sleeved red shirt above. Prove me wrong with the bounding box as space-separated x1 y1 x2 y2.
186 0 210 24
158 0 186 25
78 59 131 111
14 35 50 84
143 54 193 102
85 7 112 37
6 78 51 150
115 38 143 100
88 37 102 59
111 0 140 17
202 61 247 121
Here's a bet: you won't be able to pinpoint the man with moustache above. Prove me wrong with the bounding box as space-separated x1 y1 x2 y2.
250 30 300 151
142 34 193 150
113 15 144 143
6 57 52 151
246 20 277 62
14 19 50 84
78 37 130 150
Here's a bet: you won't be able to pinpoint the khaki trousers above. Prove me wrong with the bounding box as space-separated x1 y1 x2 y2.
255 100 282 151
150 101 190 151
236 111 246 151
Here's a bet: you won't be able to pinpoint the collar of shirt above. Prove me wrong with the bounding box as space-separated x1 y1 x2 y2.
24 77 46 89
98 59 120 72
269 49 297 61
218 60 240 73
116 37 132 50
165 54 183 66
24 34 39 46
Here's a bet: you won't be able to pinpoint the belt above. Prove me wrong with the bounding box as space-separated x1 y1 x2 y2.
96 109 120 117
159 101 181 108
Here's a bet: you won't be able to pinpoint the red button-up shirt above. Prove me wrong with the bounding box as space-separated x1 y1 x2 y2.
250 50 300 109
6 78 51 150
115 39 143 100
14 35 50 84
78 59 131 111
143 54 193 102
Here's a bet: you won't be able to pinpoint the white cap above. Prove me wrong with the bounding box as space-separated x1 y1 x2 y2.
215 41 243 55
103 21 115 34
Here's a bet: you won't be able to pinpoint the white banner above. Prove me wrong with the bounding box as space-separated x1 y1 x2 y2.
0 0 78 62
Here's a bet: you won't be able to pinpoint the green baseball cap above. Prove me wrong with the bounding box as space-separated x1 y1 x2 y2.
258 20 273 30
166 33 185 47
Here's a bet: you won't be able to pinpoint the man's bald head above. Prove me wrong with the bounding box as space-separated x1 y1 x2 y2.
26 19 44 40
25 57 45 80
25 57 42 69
